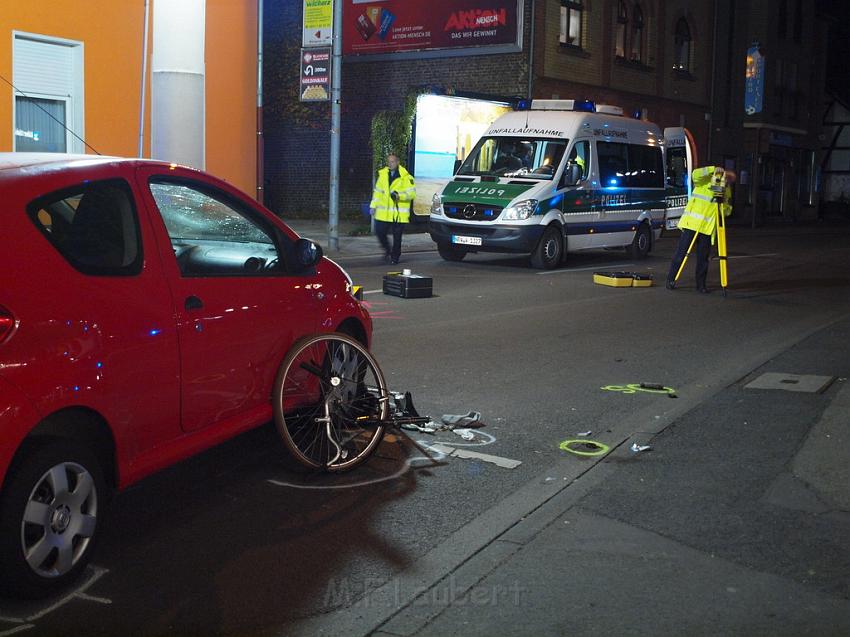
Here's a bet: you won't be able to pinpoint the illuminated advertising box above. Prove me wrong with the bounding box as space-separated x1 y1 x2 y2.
343 0 522 57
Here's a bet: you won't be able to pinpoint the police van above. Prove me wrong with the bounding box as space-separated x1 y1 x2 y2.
428 99 694 269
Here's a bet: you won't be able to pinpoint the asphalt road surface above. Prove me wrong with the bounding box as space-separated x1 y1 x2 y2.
1 223 849 636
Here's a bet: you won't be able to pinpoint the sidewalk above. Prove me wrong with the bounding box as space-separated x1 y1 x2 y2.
285 218 436 258
296 316 850 637
372 316 850 636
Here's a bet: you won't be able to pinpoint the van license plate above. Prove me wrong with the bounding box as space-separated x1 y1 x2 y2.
452 235 482 246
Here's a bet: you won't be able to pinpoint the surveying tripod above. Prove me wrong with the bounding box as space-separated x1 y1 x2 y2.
673 195 728 297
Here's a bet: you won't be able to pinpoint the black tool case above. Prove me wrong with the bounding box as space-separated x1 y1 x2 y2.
382 273 433 298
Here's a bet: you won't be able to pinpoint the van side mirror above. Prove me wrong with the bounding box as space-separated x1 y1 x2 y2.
453 159 462 175
560 163 583 188
288 238 323 273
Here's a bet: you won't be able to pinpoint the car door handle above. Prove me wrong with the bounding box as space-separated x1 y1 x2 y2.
185 295 204 311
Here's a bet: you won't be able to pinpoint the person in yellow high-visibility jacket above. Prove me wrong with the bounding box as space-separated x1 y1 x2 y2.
370 153 416 264
666 166 736 293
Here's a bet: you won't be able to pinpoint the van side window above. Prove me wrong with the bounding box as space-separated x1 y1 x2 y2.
666 147 688 188
597 142 629 187
627 145 664 188
567 141 590 180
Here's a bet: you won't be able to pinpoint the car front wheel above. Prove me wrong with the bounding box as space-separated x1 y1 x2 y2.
0 441 105 598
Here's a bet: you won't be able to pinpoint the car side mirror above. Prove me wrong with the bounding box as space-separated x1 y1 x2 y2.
288 238 323 273
560 163 583 188
453 159 462 175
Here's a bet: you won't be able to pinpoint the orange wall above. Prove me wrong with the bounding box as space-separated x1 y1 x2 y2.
0 0 257 196
206 0 258 197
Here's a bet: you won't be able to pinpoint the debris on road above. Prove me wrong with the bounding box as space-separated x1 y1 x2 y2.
630 443 653 454
441 411 483 428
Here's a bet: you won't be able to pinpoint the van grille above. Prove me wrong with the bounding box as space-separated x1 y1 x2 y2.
443 202 503 222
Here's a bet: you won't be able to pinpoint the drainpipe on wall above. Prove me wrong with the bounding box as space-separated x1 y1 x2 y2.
138 0 150 158
257 0 264 203
706 0 719 162
151 0 206 169
527 0 535 100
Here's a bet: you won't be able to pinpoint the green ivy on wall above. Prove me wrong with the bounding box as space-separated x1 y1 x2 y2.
370 88 430 175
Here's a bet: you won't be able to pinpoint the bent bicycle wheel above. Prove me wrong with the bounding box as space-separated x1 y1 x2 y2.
272 333 389 472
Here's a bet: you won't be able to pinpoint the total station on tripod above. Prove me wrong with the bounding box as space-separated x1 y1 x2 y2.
710 167 727 202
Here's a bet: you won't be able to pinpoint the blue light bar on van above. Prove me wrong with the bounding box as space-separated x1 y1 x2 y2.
515 99 532 110
529 100 596 112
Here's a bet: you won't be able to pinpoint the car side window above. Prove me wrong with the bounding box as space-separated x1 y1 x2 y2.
148 179 285 277
27 179 142 276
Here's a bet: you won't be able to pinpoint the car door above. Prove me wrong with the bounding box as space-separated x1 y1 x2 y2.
558 139 599 250
135 166 322 433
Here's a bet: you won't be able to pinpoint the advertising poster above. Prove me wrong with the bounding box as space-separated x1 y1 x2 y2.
342 0 520 56
411 94 511 215
303 0 334 47
300 48 331 101
744 45 764 115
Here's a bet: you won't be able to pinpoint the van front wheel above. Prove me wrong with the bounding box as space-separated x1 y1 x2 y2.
628 222 651 259
530 226 563 270
438 243 467 262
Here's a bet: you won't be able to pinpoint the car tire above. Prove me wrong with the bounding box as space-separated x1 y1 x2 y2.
530 226 563 270
0 441 105 599
628 222 651 259
437 243 467 262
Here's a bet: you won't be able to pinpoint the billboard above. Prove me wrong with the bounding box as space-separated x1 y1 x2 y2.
411 94 511 215
342 0 521 57
744 45 764 115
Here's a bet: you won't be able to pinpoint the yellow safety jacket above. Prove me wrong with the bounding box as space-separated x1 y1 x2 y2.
678 166 732 242
370 165 416 223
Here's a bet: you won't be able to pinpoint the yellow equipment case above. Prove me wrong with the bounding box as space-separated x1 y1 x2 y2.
593 272 654 288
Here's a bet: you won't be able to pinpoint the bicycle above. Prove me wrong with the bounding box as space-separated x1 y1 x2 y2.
272 333 433 472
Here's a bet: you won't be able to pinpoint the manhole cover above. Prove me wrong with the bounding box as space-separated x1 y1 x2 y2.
744 373 835 393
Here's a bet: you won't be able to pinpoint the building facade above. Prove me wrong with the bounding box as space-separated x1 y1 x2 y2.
263 0 719 218
1 0 259 196
710 0 828 223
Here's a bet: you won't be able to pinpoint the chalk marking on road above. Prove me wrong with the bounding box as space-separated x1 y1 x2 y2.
441 430 496 447
559 439 610 457
601 383 677 396
267 448 448 491
267 429 498 490
425 443 521 469
0 566 110 625
74 593 112 605
0 624 35 636
537 263 635 275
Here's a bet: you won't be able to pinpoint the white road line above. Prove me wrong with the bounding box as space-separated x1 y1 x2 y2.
722 253 779 259
538 263 635 275
363 289 383 295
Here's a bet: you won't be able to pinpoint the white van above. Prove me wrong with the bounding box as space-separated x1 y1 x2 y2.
428 100 694 269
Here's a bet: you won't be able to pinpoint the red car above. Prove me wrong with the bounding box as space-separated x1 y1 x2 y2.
0 153 374 597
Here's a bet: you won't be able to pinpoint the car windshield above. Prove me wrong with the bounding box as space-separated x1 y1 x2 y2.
457 137 568 180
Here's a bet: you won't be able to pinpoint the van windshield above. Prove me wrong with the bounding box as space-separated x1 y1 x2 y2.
457 137 568 180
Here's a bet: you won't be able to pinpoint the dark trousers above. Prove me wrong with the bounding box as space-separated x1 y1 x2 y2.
375 219 404 262
667 228 711 289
